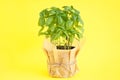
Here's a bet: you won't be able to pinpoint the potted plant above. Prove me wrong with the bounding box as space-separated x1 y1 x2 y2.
38 5 84 78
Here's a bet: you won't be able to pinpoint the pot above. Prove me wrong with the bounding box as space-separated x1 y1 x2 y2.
43 39 80 78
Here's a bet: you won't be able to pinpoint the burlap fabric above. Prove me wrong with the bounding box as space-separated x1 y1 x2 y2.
43 39 80 78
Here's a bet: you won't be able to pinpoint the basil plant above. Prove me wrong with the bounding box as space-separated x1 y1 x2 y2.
38 6 84 49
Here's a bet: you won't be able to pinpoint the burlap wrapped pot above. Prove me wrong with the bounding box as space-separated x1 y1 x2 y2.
43 39 80 78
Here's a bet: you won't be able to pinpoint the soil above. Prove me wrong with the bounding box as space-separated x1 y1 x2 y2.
56 46 75 50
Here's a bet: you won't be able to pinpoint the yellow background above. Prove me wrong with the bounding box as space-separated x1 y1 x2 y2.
0 0 120 80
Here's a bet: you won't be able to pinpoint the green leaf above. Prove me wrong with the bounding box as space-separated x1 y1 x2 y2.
77 25 84 33
51 7 59 10
76 33 83 39
57 26 69 38
69 34 74 43
60 13 68 21
63 6 72 11
40 9 49 17
46 24 56 35
72 14 77 22
38 27 44 36
51 29 61 41
78 16 84 25
57 16 63 25
73 8 80 14
38 31 48 36
62 30 69 38
49 10 56 15
61 32 66 38
66 20 73 29
46 16 54 26
38 17 45 26
57 26 65 30
49 24 56 32
67 29 76 35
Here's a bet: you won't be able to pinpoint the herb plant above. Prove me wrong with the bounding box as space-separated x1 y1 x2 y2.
38 6 84 49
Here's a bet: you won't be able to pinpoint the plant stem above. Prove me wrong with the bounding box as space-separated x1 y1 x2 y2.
65 36 70 49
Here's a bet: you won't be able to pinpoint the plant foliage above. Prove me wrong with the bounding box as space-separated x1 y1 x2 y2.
38 6 84 49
